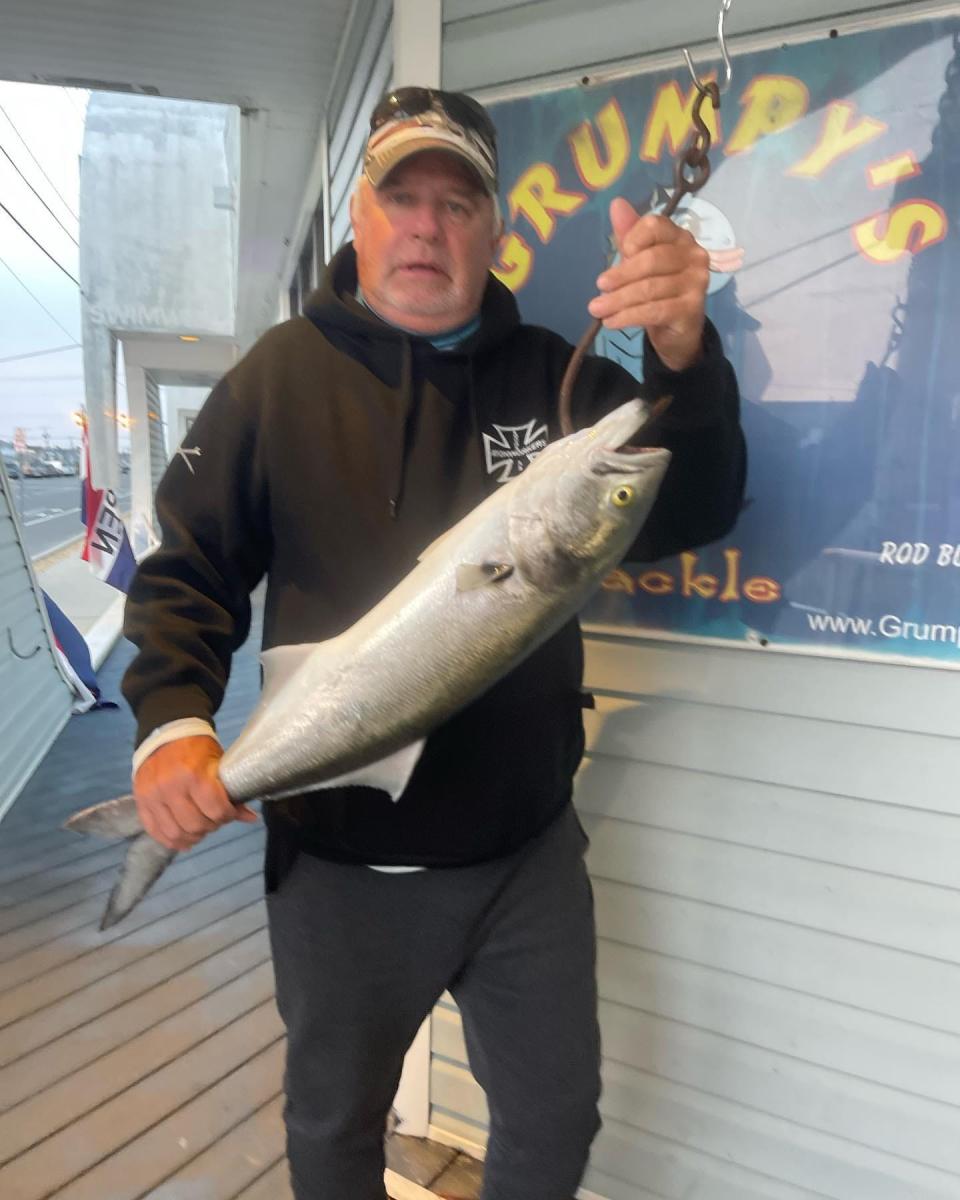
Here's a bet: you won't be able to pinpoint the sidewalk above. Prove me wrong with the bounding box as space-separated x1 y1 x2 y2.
5 552 487 1200
33 534 127 669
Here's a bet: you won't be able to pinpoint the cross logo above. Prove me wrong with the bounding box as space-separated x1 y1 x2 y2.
176 445 202 475
481 420 548 484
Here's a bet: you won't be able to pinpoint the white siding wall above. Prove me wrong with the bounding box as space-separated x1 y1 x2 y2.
442 0 935 91
0 465 73 820
429 2 960 1197
327 0 393 252
431 639 960 1197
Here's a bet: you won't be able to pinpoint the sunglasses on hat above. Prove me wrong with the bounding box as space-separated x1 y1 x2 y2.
370 87 498 154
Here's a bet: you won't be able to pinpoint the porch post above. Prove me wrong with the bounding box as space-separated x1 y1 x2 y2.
393 0 442 87
388 0 443 1140
123 360 157 558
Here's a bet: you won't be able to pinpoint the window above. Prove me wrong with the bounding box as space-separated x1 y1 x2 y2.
287 198 325 317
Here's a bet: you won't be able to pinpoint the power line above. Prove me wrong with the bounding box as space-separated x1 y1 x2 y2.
0 199 80 287
0 102 79 223
61 87 88 118
0 251 80 340
0 343 80 366
0 373 81 382
0 143 79 246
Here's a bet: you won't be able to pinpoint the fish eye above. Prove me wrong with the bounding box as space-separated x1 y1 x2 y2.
611 485 635 508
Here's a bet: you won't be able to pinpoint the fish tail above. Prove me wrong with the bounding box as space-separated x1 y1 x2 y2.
64 793 144 839
100 833 178 930
64 795 178 929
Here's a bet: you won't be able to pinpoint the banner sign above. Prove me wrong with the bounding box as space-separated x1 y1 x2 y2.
80 417 137 593
489 18 960 666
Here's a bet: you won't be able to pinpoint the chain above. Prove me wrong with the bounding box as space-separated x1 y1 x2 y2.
557 81 721 436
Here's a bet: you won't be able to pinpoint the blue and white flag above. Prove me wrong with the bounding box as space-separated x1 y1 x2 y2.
80 419 137 593
42 591 118 714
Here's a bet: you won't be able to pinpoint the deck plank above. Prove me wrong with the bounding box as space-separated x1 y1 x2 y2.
0 858 137 936
0 1004 284 1199
0 822 253 937
0 957 275 1164
0 826 262 963
148 1093 286 1199
0 594 480 1199
0 873 265 1028
0 929 271 1118
0 825 90 862
0 846 263 993
0 898 265 1065
45 1036 286 1200
233 1157 294 1200
0 841 127 905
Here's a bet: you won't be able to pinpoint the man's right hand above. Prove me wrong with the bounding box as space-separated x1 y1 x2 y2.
133 735 258 851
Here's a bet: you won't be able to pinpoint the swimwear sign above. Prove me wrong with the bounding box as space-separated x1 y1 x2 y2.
489 16 960 666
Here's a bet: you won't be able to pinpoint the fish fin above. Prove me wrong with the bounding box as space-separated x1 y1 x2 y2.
65 793 143 839
259 643 318 703
455 562 514 592
100 833 178 930
294 739 426 804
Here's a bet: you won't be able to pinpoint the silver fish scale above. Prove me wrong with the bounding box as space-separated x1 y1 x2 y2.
219 531 559 800
218 400 670 805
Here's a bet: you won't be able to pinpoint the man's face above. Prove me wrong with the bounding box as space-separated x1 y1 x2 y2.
351 151 500 335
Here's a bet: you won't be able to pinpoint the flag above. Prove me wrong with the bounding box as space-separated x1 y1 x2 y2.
80 416 137 593
42 590 118 714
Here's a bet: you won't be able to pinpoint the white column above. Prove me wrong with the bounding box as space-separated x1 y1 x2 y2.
392 1016 432 1138
124 362 156 557
393 0 442 88
388 5 443 1133
83 319 120 493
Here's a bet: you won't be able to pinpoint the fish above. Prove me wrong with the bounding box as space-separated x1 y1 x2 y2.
65 398 671 929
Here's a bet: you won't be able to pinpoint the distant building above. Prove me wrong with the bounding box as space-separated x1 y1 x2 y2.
79 92 240 552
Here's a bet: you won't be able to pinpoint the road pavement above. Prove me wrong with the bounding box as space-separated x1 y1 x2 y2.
10 474 132 559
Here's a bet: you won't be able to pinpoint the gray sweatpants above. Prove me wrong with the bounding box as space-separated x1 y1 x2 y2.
266 803 601 1200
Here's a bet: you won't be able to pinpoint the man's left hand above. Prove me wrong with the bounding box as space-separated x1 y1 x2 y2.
588 198 709 373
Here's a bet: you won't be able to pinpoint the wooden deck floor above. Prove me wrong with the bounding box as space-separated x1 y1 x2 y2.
0 612 481 1199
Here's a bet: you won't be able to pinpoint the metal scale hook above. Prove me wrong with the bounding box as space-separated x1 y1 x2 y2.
557 0 735 438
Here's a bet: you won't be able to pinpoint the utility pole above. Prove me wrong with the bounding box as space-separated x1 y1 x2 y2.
13 426 27 513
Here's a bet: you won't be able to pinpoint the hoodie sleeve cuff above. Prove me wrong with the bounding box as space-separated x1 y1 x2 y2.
133 685 216 751
132 718 221 777
641 318 730 431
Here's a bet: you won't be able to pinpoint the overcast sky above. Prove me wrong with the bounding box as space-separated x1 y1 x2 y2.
0 81 88 448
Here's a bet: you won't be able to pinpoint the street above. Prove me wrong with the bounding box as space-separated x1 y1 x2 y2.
9 474 132 560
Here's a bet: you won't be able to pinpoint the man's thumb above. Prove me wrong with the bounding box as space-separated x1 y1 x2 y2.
610 196 641 254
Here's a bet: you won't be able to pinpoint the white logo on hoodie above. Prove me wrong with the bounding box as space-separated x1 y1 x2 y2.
176 445 202 475
482 421 548 483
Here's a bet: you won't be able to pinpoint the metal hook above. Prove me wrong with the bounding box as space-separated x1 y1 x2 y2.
7 627 42 660
557 0 733 438
683 0 734 96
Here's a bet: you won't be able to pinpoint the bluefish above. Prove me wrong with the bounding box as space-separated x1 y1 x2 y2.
67 399 671 929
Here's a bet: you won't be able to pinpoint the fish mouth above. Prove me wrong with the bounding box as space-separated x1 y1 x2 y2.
592 397 672 473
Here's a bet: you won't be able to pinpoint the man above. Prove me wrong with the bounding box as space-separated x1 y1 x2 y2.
122 88 745 1199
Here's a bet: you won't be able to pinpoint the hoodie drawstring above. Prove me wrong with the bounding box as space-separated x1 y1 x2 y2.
389 337 416 519
467 357 487 492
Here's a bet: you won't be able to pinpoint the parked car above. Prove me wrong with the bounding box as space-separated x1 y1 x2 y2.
2 453 19 479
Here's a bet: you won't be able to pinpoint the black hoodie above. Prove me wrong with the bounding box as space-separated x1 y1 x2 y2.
122 244 745 875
